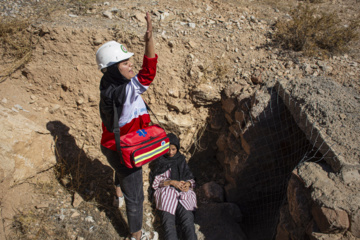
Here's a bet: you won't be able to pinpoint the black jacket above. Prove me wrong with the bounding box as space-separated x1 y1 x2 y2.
99 64 129 132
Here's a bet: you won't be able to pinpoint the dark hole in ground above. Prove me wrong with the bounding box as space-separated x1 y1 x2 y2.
188 88 326 240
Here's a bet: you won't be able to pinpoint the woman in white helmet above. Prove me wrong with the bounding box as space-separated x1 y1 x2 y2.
97 12 156 240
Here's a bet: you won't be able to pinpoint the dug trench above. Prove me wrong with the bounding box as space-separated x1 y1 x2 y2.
1 77 339 240
188 84 328 240
1 62 357 240
1 74 358 240
42 86 332 240
191 78 360 240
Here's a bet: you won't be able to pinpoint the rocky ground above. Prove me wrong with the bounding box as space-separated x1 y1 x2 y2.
0 0 359 239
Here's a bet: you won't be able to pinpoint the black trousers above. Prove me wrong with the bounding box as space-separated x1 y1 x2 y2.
101 145 144 233
161 204 197 240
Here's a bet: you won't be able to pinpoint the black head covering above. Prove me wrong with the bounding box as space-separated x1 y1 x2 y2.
102 62 130 86
167 132 180 151
99 63 130 132
148 133 194 202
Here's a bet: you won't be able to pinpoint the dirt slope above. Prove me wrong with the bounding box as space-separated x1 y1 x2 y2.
0 0 359 239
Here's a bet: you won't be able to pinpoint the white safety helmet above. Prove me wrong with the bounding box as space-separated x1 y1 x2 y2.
96 41 134 70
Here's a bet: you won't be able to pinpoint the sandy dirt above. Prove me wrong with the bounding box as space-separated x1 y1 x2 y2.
0 0 359 239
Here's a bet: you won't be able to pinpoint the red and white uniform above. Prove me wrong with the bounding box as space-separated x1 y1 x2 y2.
101 54 158 151
152 169 197 215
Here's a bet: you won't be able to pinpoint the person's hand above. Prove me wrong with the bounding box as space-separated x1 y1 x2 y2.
143 12 155 58
170 180 183 190
179 181 191 192
144 12 153 42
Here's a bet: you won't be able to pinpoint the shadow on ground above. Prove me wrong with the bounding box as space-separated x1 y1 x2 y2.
46 120 128 239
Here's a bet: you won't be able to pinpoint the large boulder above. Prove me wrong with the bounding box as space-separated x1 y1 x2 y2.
190 83 221 106
0 105 56 187
201 181 225 202
311 205 349 233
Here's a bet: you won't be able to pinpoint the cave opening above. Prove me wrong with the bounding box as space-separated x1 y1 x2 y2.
188 86 329 240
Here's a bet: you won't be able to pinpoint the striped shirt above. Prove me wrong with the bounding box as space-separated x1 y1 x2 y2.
152 169 197 215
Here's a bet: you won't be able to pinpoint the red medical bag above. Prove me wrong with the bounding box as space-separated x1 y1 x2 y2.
118 124 169 168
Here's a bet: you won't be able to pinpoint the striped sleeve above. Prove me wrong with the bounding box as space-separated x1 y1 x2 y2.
153 169 179 215
187 179 196 189
152 169 170 191
153 169 197 215
179 189 197 211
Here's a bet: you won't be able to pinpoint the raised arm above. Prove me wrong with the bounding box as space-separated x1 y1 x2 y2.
144 12 155 58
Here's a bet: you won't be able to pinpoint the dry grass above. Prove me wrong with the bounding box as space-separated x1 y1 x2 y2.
273 3 360 57
252 0 297 15
190 122 208 155
197 59 230 84
7 145 125 240
53 138 81 193
214 59 230 80
9 195 123 240
53 136 93 197
0 0 65 83
298 0 325 3
0 19 31 59
0 0 102 83
0 18 34 83
68 0 100 15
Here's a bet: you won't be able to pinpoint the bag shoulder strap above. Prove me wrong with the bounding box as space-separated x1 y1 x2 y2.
113 101 124 165
144 102 165 129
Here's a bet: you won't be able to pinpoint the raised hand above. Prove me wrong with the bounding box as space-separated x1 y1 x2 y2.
143 12 155 58
144 12 153 42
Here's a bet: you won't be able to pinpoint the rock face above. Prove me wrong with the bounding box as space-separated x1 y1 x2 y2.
191 83 221 106
213 83 310 239
277 77 360 170
0 105 56 187
273 78 360 239
311 205 349 233
276 162 360 240
208 77 360 239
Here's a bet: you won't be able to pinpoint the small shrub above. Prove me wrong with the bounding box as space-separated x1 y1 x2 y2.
0 18 33 82
68 0 99 15
0 18 32 59
299 0 324 3
273 4 359 57
214 59 229 79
